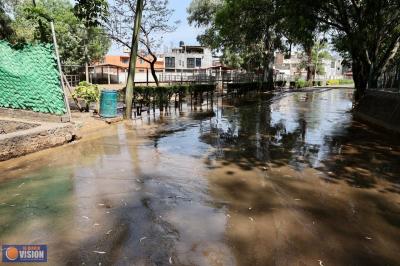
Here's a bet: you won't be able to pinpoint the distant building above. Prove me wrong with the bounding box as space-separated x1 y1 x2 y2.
91 54 164 84
274 52 345 80
163 43 213 73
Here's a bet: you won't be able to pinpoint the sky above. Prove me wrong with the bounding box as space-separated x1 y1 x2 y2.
108 0 202 55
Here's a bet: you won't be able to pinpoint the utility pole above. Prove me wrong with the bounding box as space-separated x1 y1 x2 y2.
125 0 144 119
51 21 72 122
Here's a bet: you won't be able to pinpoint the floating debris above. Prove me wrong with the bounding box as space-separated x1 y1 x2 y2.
106 230 112 235
82 216 89 220
169 257 173 264
318 260 324 266
18 182 25 188
249 217 254 222
139 237 147 243
93 251 106 254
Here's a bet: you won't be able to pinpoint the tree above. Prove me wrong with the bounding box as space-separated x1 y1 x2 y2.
189 0 287 89
12 0 110 66
0 5 15 41
74 0 109 82
107 0 178 86
125 0 144 119
290 0 400 100
298 39 331 80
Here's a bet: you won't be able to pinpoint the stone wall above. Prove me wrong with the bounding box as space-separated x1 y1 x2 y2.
0 122 77 161
354 90 400 133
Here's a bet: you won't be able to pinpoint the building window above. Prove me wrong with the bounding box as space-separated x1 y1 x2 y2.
121 58 129 64
140 59 144 64
165 57 175 68
196 58 202 68
187 58 195 68
331 61 335 68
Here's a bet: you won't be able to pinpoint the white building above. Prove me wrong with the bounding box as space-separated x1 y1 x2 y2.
163 43 213 73
275 52 344 80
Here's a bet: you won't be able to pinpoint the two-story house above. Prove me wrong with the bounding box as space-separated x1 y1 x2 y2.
163 43 213 73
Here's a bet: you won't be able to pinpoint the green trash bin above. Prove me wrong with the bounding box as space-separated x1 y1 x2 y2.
100 90 118 118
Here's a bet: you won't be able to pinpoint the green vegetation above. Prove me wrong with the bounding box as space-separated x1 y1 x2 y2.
74 0 109 81
131 84 215 110
227 81 286 94
295 79 307 88
327 79 354 86
72 81 100 111
1 0 110 65
188 0 400 101
108 0 178 86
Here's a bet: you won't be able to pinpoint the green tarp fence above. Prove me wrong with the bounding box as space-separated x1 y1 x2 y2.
0 41 66 115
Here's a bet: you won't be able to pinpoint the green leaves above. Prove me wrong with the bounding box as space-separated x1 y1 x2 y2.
72 81 100 105
74 0 109 27
9 0 110 65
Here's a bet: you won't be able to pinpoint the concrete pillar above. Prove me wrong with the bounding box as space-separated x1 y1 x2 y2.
108 66 111 85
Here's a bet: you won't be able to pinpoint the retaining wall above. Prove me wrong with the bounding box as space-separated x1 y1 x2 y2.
0 121 77 161
354 90 400 133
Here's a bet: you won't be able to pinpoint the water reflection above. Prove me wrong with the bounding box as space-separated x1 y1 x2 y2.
0 88 399 265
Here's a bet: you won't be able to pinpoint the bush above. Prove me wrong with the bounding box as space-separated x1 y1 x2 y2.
327 79 340 86
295 79 307 88
72 81 100 111
275 80 287 87
227 82 275 93
131 84 216 106
339 79 354 85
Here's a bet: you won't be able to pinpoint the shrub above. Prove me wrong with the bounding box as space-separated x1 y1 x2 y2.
327 79 340 86
131 84 215 106
275 80 287 87
339 79 354 85
227 82 275 93
72 81 100 111
295 79 307 88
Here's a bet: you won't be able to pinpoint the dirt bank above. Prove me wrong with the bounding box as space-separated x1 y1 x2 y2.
354 90 400 133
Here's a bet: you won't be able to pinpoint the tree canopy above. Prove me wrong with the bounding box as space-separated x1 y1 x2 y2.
189 0 400 99
107 0 178 85
2 0 110 65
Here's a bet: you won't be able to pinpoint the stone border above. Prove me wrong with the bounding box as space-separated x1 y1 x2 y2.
0 121 77 161
0 108 70 123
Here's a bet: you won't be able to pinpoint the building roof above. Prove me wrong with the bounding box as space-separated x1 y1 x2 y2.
92 55 164 70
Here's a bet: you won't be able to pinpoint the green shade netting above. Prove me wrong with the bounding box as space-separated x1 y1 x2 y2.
0 41 66 115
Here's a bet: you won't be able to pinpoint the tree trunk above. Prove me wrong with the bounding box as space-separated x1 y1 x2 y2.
32 0 46 42
125 0 144 119
306 47 313 81
150 61 159 86
263 52 274 90
352 59 369 102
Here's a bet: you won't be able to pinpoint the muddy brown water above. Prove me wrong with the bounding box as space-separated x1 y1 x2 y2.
1 88 400 266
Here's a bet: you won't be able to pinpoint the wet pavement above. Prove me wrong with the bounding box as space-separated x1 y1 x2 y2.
1 88 400 266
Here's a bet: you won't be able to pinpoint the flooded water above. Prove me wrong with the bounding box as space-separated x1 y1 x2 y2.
1 88 400 266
